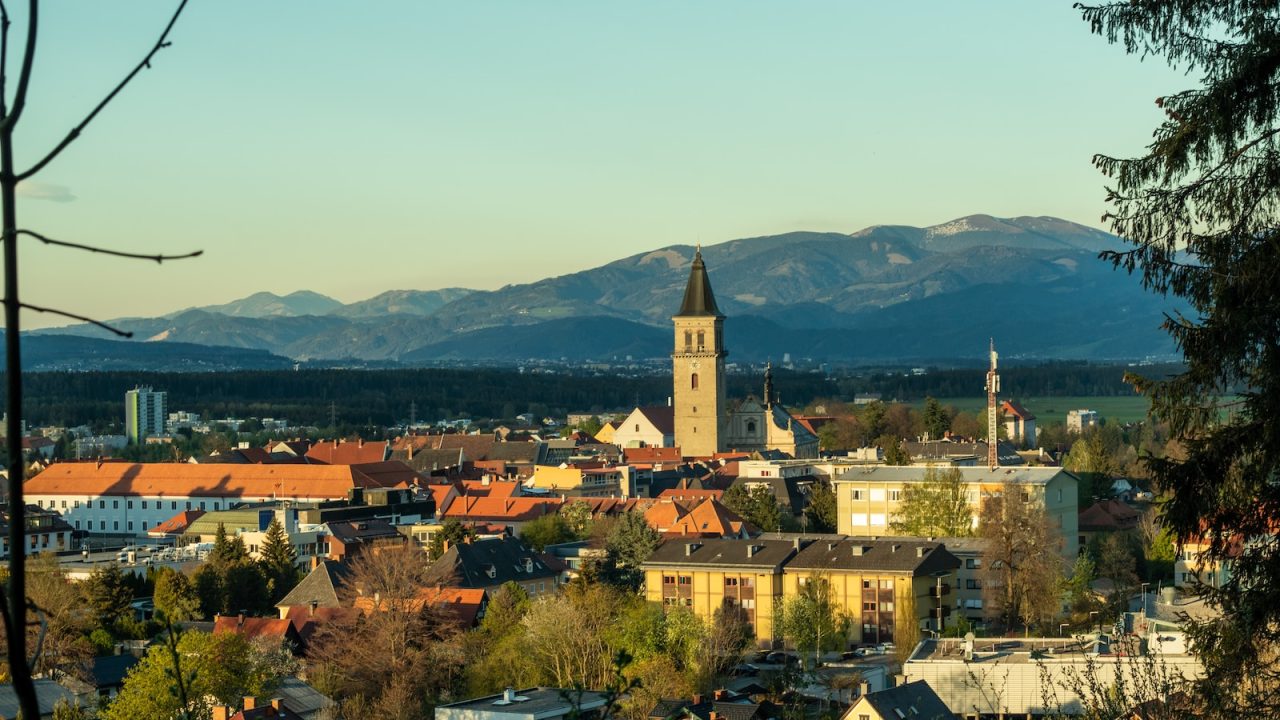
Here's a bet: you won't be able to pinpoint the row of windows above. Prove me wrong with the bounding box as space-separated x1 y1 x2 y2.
850 489 902 502
36 498 228 512
850 513 887 526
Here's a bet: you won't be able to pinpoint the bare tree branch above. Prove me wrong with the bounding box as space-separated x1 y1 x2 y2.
0 0 35 132
15 302 133 337
16 0 188 181
17 229 202 263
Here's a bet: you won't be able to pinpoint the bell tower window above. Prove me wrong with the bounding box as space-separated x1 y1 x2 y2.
696 331 705 351
684 330 692 352
691 373 699 390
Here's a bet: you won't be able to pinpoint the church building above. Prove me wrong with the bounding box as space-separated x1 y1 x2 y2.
671 250 819 459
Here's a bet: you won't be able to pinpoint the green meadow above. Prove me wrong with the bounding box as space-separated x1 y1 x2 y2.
921 395 1152 425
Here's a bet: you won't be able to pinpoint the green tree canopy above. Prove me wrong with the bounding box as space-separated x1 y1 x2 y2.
81 563 133 630
519 513 576 551
603 510 662 591
889 466 974 538
778 575 850 669
153 568 200 624
804 479 838 534
1077 2 1280 710
722 483 783 532
258 516 300 603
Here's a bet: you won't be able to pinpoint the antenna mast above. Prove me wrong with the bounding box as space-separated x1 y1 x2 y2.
985 339 999 469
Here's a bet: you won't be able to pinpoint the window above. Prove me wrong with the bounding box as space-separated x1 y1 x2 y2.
635 424 640 432
677 576 692 585
696 330 705 350
851 513 868 526
890 490 901 502
863 601 877 611
113 521 119 531
663 575 676 585
98 501 105 509
74 501 80 508
1056 488 1063 503
691 373 699 390
747 421 756 434
880 580 893 590
142 501 148 509
127 522 133 531
74 521 80 530
966 558 980 569
127 501 133 510
870 488 885 502
60 500 66 509
113 500 119 509
869 513 886 526
725 577 738 587
199 502 206 511
684 330 692 349
172 501 178 510
966 579 981 589
851 489 863 501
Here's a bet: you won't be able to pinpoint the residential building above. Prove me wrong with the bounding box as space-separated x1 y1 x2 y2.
784 537 961 644
642 537 800 646
435 687 608 720
528 464 627 498
1002 400 1037 447
831 465 1080 559
24 462 413 536
840 680 952 720
1077 499 1140 554
931 536 987 623
648 690 780 720
430 536 562 596
125 386 167 444
1066 409 1100 434
0 504 74 559
613 406 677 449
304 439 390 465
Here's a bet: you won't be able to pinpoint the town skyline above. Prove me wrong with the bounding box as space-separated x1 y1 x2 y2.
12 1 1184 328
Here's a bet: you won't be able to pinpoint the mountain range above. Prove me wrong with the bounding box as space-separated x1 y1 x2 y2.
32 214 1179 367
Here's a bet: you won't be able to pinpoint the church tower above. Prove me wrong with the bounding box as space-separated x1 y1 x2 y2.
673 248 726 457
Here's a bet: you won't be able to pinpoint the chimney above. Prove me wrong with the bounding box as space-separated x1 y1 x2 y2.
504 688 516 703
692 694 704 706
243 696 257 710
237 613 245 629
309 599 318 617
793 538 801 551
713 690 729 701
916 546 926 558
408 443 414 461
271 699 285 710
213 706 232 720
685 542 701 556
858 681 869 698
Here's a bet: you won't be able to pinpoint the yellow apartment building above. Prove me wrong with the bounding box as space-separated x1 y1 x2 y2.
528 465 626 498
642 537 797 646
830 465 1080 559
641 536 961 649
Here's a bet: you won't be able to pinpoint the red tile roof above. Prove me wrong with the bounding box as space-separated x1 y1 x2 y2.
25 463 403 500
657 488 724 501
147 510 205 536
442 495 563 523
624 447 683 465
212 615 299 644
305 440 389 465
666 498 752 538
1002 400 1037 421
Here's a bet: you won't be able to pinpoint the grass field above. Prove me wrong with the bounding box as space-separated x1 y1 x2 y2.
919 395 1152 425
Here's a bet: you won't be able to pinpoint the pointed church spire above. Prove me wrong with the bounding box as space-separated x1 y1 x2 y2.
763 362 775 407
676 248 724 317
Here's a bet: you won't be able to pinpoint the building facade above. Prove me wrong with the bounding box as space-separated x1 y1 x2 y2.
125 386 167 444
672 249 727 458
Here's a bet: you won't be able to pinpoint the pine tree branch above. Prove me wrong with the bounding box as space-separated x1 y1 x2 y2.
16 0 188 181
0 0 33 133
17 229 202 263
14 302 133 337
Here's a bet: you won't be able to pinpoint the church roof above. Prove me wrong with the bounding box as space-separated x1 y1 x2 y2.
675 249 723 318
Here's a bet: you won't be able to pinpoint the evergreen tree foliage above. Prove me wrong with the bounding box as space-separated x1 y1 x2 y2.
1077 2 1280 711
922 396 951 440
153 568 200 624
258 517 300 602
81 563 134 629
602 511 662 591
876 434 911 466
803 479 838 534
722 484 783 532
428 519 476 561
889 466 974 538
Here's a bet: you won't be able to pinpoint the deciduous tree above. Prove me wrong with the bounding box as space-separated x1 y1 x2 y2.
804 479 838 534
890 466 974 538
978 492 1063 631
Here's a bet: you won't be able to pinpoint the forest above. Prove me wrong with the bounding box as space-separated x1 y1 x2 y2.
6 361 1176 429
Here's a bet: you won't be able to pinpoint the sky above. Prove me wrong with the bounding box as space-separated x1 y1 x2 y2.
8 1 1189 327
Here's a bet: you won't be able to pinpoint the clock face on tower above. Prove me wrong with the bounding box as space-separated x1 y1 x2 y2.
691 360 701 370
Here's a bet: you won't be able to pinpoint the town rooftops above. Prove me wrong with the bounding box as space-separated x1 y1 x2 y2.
1002 400 1037 421
304 439 390 465
24 462 406 499
851 680 952 720
431 536 558 588
1078 499 1140 532
644 537 801 570
276 560 352 611
635 406 676 437
787 536 960 575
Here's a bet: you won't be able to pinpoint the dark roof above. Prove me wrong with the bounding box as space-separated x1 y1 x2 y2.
638 406 677 437
858 680 953 720
431 536 560 588
788 537 960 575
649 695 776 720
276 560 351 610
392 447 464 473
326 518 404 544
643 537 800 571
676 249 724 318
486 441 544 463
90 653 140 689
730 475 812 514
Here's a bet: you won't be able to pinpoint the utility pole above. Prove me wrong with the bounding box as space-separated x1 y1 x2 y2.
985 339 1000 469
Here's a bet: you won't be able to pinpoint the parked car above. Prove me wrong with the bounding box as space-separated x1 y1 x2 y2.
876 642 896 655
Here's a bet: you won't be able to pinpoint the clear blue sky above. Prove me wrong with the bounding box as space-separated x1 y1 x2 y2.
11 1 1185 327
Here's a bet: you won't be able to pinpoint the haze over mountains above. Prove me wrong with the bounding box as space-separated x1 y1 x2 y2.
34 214 1178 368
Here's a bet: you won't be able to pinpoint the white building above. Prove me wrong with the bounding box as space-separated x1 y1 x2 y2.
125 386 167 444
1066 409 1100 434
24 462 414 536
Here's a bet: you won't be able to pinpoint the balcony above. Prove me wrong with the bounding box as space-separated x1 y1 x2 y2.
927 583 952 598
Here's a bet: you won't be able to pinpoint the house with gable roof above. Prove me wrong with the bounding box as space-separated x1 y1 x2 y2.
613 406 676 449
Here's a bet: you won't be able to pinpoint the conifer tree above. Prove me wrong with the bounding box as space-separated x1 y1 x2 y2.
1078 3 1280 712
258 517 299 602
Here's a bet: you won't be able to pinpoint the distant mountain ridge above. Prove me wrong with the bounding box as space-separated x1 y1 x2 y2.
34 214 1177 365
